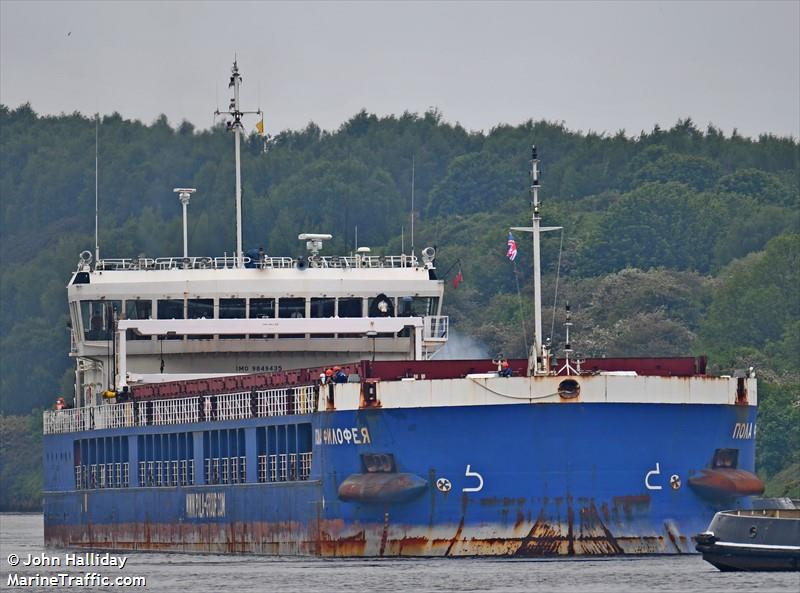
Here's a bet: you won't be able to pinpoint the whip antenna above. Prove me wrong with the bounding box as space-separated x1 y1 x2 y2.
94 114 100 264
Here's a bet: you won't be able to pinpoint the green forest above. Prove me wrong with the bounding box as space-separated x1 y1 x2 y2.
0 103 798 510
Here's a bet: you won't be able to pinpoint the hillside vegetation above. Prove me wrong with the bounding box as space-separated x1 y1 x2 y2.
0 104 798 509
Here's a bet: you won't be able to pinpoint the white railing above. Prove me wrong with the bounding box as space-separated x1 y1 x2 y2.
203 456 246 485
95 256 253 271
90 253 421 272
44 385 319 435
257 452 312 483
75 462 130 490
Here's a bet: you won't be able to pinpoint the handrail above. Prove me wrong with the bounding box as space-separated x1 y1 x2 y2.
89 253 422 271
43 385 319 435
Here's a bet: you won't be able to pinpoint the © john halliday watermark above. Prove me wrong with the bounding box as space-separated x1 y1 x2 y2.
6 551 146 588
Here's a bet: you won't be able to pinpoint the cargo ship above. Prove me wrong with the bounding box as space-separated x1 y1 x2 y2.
42 61 765 556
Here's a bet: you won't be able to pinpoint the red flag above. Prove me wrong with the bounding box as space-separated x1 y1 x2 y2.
452 269 464 289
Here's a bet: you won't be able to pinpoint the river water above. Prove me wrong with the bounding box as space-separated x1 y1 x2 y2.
1 514 797 592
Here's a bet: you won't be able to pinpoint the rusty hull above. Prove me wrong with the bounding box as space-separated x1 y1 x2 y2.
44 493 691 557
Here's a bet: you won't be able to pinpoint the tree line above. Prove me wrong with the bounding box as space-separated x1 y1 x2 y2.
0 104 797 508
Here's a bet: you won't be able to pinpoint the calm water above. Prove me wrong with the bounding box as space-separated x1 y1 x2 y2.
1 514 797 593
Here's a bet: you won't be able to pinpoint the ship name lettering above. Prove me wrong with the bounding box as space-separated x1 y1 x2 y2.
732 422 755 440
316 427 371 446
185 492 226 518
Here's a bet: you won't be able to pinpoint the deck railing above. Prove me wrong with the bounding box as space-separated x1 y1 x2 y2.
257 451 312 483
91 253 420 272
43 385 319 435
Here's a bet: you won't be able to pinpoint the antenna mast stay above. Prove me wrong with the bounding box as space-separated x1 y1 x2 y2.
215 60 261 268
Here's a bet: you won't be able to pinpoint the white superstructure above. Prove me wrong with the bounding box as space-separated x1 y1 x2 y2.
67 60 447 408
68 249 447 407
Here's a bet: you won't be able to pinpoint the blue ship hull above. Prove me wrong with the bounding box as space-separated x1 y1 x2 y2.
43 401 757 556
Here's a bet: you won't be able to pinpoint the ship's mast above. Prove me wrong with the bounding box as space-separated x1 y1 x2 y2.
511 146 559 375
217 60 260 268
530 146 544 374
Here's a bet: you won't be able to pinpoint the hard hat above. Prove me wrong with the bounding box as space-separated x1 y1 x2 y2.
57 396 65 402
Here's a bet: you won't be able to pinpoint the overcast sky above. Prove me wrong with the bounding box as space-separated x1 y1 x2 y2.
1 1 798 139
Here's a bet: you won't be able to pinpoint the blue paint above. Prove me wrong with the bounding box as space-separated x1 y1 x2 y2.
43 402 758 555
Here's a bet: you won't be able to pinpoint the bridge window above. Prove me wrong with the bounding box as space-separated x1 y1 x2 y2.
279 298 305 318
249 298 275 339
337 298 363 317
249 298 275 319
310 298 335 338
219 298 246 340
187 298 213 319
220 298 246 319
125 300 152 341
157 300 183 339
310 297 335 318
187 299 213 340
81 300 121 341
398 296 439 317
279 298 305 339
157 299 183 319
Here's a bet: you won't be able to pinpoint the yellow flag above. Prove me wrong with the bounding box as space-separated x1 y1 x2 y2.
255 118 265 135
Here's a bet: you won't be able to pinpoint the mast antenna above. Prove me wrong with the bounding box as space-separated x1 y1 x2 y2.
214 59 262 268
530 146 542 375
510 146 562 376
557 302 578 375
94 114 100 264
410 155 416 257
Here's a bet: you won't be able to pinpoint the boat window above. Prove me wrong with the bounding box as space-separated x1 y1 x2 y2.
279 298 305 338
220 298 246 340
187 299 213 340
338 298 363 318
711 448 739 469
157 300 183 339
398 296 439 317
125 300 152 341
220 298 246 319
250 298 275 339
187 299 213 319
279 298 306 318
157 299 184 320
310 298 335 318
81 300 121 341
310 298 335 339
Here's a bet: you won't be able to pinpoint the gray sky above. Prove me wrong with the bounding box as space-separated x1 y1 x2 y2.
2 1 798 139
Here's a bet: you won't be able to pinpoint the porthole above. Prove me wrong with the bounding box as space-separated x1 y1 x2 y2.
558 379 580 399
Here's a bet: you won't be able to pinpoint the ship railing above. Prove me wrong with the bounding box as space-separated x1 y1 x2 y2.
44 385 319 434
94 256 255 271
257 452 313 483
91 253 422 271
300 254 420 269
74 462 130 490
136 459 195 488
203 456 247 485
300 451 313 480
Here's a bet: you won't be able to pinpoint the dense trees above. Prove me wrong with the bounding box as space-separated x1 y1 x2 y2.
0 103 798 508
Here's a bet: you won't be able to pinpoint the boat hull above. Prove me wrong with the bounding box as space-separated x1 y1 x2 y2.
43 401 758 557
696 509 800 571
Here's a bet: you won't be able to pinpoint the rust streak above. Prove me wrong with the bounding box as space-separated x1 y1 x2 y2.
444 517 465 556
